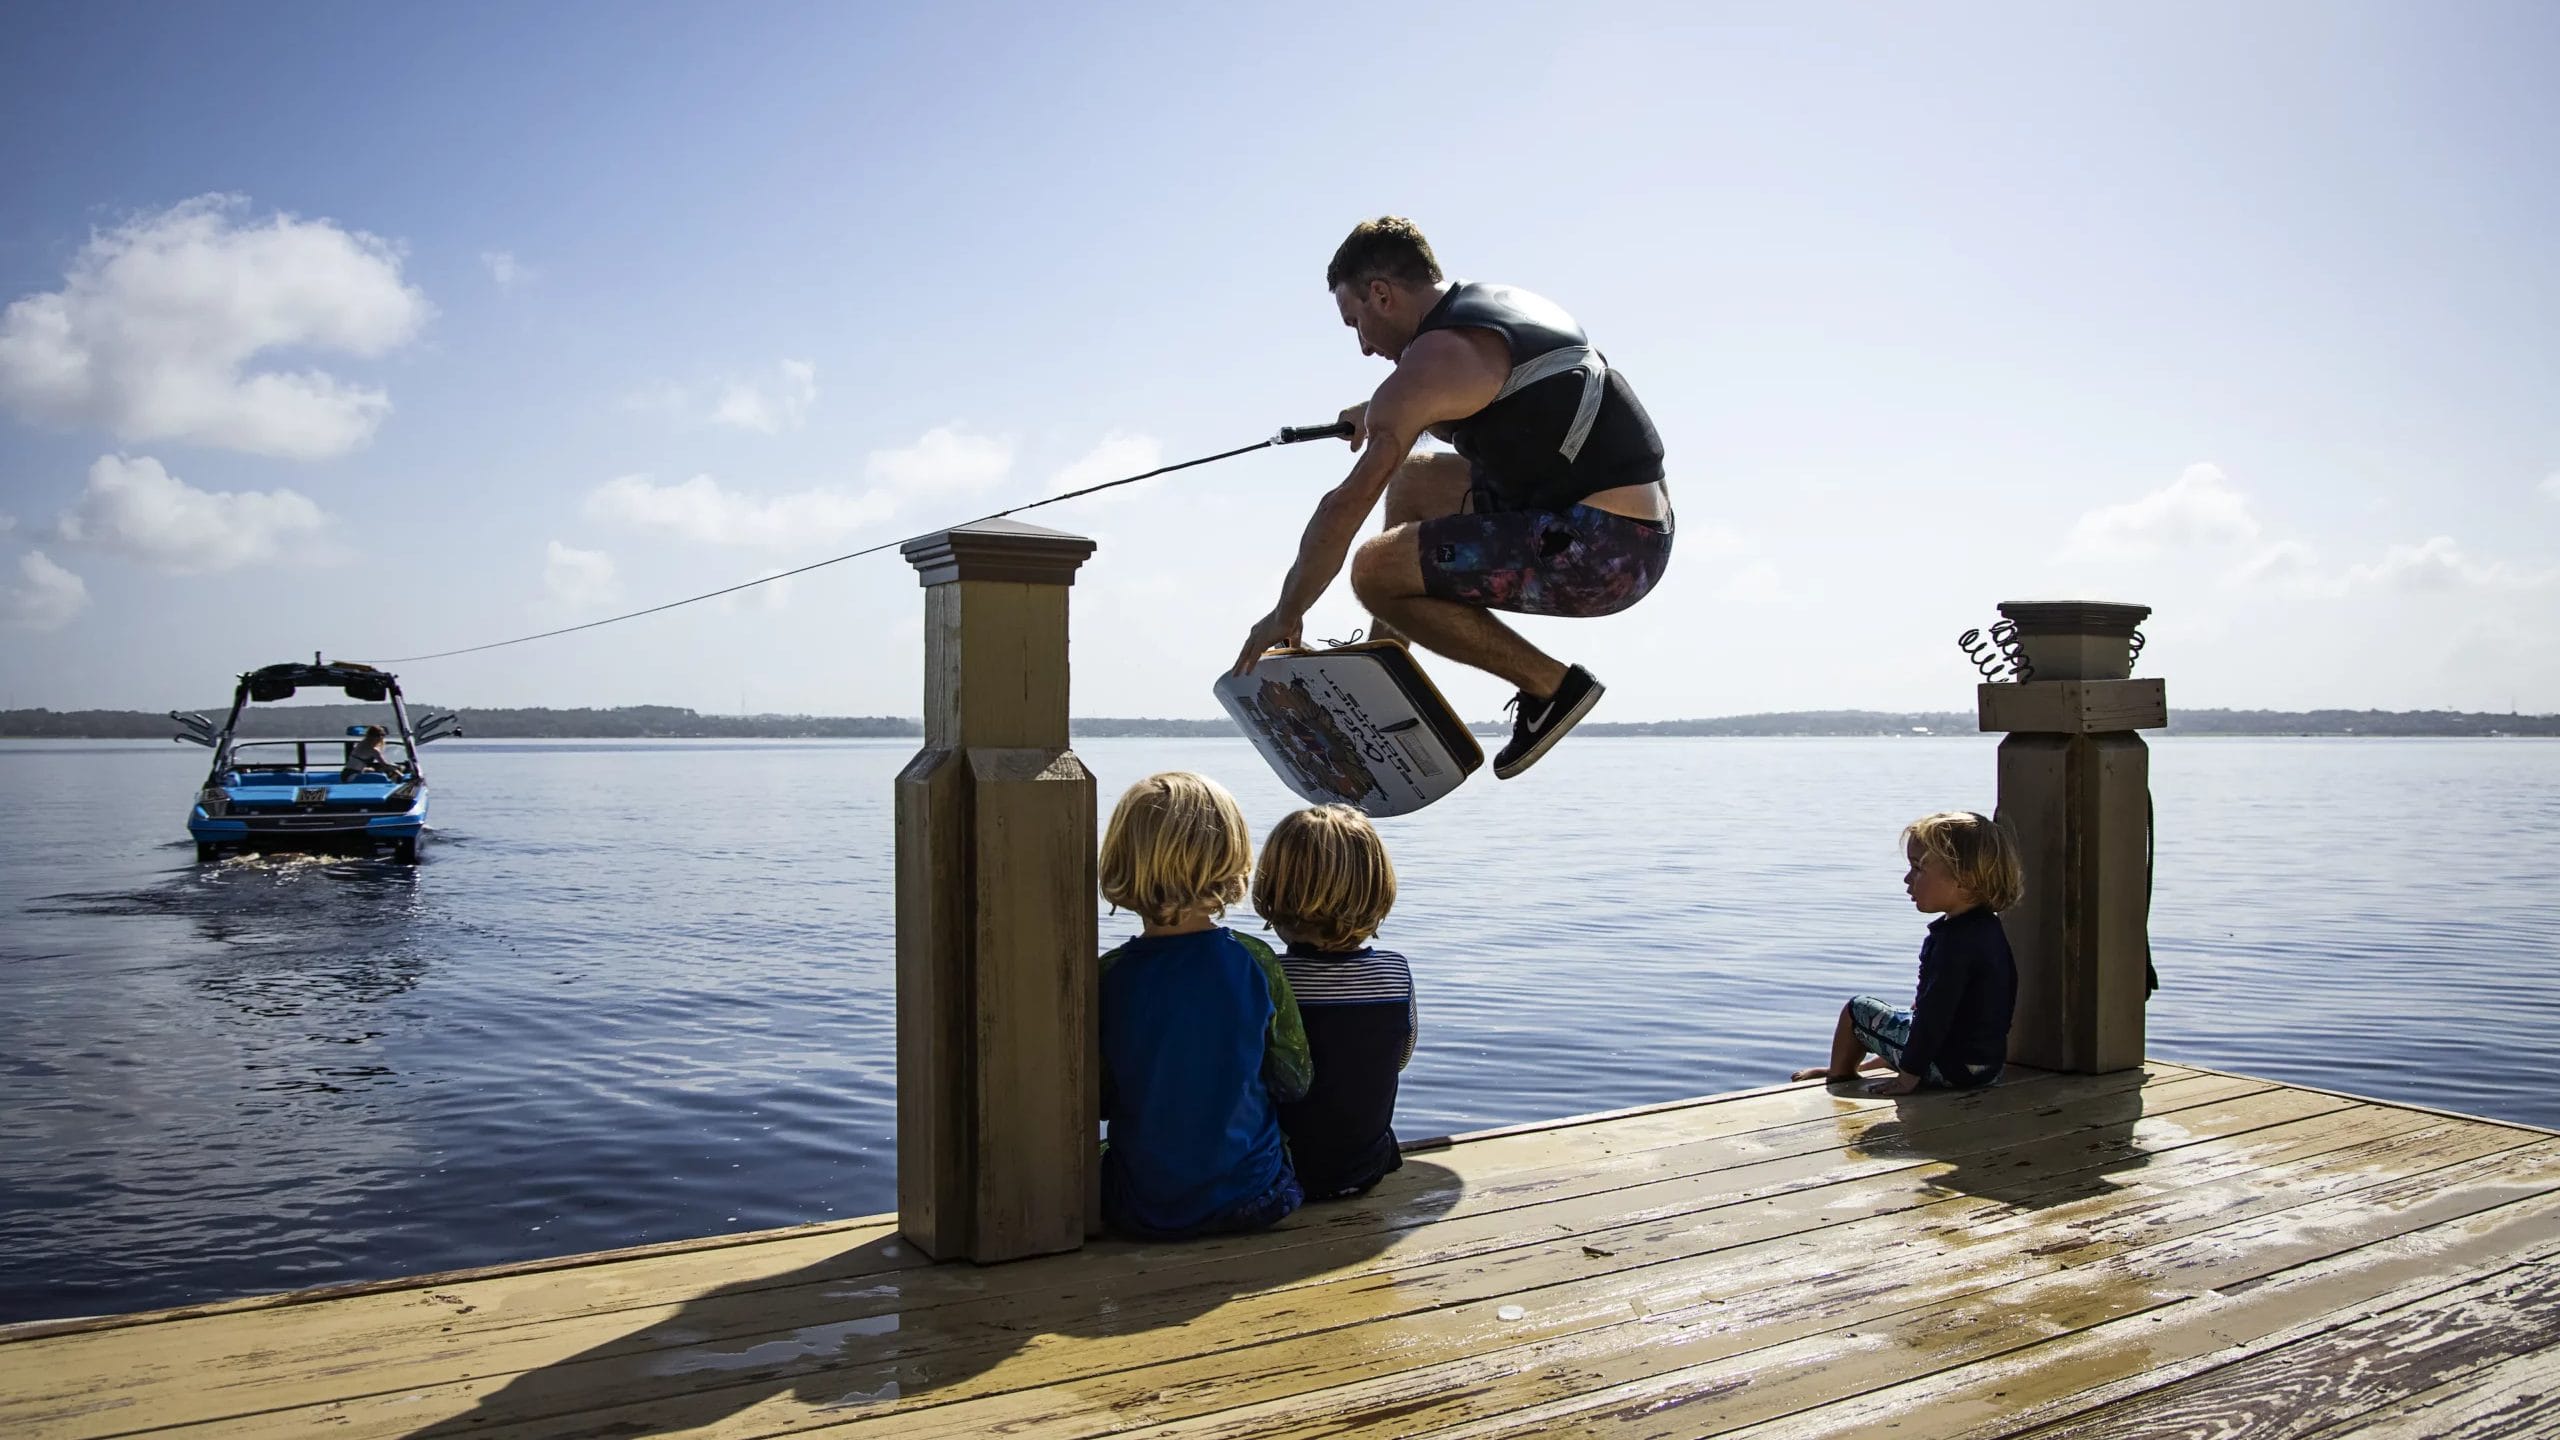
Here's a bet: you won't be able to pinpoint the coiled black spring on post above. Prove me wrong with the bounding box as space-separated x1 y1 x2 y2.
2127 629 2146 673
1957 619 2033 684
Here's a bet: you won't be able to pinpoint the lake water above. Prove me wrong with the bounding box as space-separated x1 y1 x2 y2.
3 734 2555 1325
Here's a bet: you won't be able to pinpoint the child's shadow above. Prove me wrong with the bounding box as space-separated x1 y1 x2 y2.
404 1161 1465 1439
1826 1079 2155 1210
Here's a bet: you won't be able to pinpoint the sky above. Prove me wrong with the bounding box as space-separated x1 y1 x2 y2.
1 0 2554 722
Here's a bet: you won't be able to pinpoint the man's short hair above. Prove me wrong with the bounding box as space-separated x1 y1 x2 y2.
1326 217 1443 292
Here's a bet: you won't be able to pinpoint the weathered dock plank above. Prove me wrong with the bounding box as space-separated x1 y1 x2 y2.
1 1063 2551 1440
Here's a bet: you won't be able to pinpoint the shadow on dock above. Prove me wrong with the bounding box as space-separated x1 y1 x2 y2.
403 1160 1465 1439
1826 1078 2154 1208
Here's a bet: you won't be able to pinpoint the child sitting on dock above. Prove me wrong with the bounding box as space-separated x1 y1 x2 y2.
1252 805 1417 1200
1792 811 2024 1096
1099 772 1315 1239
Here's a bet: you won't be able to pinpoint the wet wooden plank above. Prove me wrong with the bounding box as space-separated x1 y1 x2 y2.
786 1087 2418 1440
1721 1158 2560 1440
0 1067 2209 1436
1417 1150 2560 1440
180 1087 2410 1439
1069 1131 2560 1439
2005 1257 2560 1439
2314 1339 2560 1439
0 1071 2254 1438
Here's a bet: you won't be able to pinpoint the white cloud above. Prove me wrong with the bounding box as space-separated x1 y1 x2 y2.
2543 471 2560 502
56 454 329 573
2 550 89 630
0 513 14 535
1048 431 1163 501
480 250 530 287
2343 536 2550 594
0 195 430 460
583 425 1019 552
586 473 899 550
866 424 1012 497
2064 463 2262 558
2228 539 2319 588
709 360 818 434
625 360 820 434
542 541 619 610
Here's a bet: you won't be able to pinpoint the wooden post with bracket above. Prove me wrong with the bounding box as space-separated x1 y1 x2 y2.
1978 599 2167 1074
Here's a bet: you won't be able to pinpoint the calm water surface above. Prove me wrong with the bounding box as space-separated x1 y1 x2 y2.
3 734 2555 1323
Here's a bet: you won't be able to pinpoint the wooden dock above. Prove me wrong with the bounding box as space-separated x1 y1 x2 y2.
6 1060 2557 1439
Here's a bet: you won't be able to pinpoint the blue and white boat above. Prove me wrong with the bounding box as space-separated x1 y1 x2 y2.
176 659 461 864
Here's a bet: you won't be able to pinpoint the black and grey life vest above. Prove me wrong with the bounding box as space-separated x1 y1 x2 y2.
1411 281 1666 513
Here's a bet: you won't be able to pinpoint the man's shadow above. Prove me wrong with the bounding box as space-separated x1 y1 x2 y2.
406 1160 1464 1438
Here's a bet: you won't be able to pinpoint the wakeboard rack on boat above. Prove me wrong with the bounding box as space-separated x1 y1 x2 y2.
172 656 462 864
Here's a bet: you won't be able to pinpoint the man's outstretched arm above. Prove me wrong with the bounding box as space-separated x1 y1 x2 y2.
1231 332 1505 675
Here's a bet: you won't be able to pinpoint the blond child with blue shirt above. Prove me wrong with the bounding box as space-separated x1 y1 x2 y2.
1098 772 1314 1238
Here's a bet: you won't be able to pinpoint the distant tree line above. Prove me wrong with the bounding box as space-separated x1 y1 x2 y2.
3 704 2554 741
0 704 918 740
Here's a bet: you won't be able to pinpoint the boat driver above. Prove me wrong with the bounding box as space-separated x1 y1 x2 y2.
342 725 408 783
1231 216 1674 780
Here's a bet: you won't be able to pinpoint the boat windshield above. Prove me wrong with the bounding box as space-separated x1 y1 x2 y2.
225 738 416 776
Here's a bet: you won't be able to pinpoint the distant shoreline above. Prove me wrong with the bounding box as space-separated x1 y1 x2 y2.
5 705 2554 740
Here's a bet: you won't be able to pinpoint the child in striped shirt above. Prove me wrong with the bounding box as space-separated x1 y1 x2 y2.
1252 805 1418 1200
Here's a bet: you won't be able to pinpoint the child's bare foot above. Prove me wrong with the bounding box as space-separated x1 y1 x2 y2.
1791 1066 1857 1083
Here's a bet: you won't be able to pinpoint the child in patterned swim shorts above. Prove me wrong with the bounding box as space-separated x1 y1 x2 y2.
1792 811 2025 1096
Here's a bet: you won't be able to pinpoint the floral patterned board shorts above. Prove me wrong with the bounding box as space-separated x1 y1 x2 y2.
1415 501 1673 618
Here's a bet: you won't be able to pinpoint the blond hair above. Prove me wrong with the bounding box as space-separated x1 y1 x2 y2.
1902 811 2025 913
1100 772 1252 928
1252 805 1398 951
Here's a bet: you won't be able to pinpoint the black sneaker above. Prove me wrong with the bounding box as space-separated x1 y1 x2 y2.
1493 665 1604 779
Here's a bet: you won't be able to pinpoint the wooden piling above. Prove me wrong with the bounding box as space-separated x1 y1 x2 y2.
1977 600 2167 1074
895 518 1099 1262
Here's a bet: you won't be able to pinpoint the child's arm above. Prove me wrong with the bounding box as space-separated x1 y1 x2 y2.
1247 940 1315 1104
1400 988 1418 1073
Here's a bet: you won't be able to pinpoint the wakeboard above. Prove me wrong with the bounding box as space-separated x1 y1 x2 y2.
1213 642 1482 817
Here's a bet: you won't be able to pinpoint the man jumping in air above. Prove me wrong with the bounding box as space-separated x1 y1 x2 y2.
1232 216 1674 780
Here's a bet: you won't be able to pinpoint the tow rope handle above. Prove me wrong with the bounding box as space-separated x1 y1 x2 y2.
1275 420 1355 444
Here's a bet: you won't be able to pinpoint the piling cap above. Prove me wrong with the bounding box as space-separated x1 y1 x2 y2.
1996 599 2150 682
901 518 1097 587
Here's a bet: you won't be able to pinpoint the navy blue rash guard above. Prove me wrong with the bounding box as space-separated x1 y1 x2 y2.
1899 906 2018 1086
1099 928 1314 1234
1276 943 1416 1199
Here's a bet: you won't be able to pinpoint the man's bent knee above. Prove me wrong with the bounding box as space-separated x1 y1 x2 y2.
1350 530 1424 609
